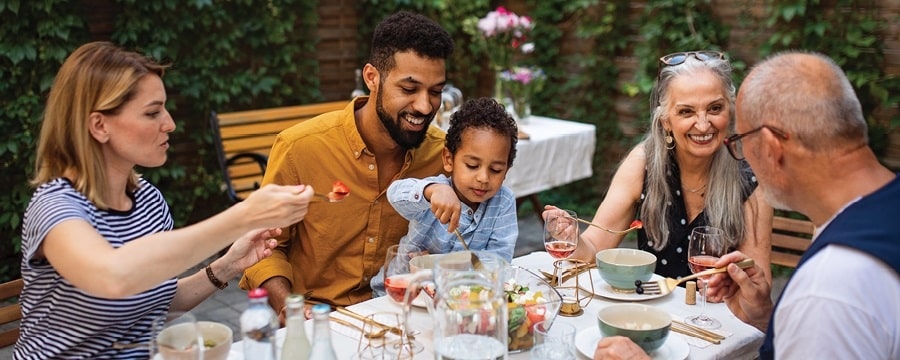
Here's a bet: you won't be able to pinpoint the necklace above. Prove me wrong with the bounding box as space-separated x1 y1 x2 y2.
685 182 707 193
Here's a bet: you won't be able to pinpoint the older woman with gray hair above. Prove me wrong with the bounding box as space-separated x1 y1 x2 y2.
546 51 772 286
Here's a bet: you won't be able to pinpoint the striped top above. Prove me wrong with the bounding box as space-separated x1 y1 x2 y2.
15 178 177 359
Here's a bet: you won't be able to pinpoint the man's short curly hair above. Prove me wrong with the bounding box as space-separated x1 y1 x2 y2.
369 11 454 74
445 98 518 167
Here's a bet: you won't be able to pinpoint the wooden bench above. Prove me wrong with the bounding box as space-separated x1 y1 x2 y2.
210 101 347 203
0 278 24 348
771 211 815 268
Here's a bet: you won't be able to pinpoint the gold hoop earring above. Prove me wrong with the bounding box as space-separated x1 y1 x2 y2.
665 130 675 150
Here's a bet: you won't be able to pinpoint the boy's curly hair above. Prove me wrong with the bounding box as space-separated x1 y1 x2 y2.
445 98 518 167
370 11 454 74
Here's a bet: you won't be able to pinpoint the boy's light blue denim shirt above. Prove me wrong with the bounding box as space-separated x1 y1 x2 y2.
371 174 518 296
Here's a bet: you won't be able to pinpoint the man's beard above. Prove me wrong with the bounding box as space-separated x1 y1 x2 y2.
375 90 434 150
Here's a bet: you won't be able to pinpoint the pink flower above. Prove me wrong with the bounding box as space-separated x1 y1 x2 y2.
471 7 535 70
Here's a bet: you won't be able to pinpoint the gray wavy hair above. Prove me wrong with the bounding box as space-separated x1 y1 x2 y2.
641 55 748 251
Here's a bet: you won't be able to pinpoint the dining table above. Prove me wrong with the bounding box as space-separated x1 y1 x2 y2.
231 251 764 359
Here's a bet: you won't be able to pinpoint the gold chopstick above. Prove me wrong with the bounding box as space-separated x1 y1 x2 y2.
335 307 404 336
671 324 722 344
672 320 726 340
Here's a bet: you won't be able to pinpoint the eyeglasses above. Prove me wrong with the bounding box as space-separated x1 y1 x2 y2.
659 51 726 67
724 125 790 160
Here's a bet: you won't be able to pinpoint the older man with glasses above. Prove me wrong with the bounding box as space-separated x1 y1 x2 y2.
594 51 900 360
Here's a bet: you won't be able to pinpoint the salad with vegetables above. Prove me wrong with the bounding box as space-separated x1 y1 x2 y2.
504 278 552 351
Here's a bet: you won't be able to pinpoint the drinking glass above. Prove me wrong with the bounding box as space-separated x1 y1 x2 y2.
149 312 203 360
383 243 425 354
531 320 576 360
685 226 728 329
544 209 579 260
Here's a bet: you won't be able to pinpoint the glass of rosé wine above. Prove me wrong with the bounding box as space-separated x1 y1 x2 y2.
686 226 728 329
383 243 425 354
543 209 579 261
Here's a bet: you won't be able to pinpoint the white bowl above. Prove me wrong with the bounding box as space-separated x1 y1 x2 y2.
157 321 232 360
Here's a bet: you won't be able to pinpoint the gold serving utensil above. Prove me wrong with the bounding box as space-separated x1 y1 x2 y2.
313 192 348 203
576 218 643 235
541 262 594 284
639 258 755 295
335 307 405 337
454 229 469 250
330 316 388 339
671 320 725 344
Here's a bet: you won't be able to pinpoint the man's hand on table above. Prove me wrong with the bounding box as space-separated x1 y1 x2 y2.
593 336 650 360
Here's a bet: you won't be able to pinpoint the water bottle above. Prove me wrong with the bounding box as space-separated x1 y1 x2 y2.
308 304 337 360
240 288 277 360
281 294 311 360
351 69 366 98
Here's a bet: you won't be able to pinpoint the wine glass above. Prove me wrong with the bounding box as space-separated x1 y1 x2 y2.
685 226 728 329
149 311 203 360
544 209 579 259
544 209 579 288
383 243 425 354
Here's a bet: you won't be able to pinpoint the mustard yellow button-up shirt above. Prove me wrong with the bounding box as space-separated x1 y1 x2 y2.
240 98 446 306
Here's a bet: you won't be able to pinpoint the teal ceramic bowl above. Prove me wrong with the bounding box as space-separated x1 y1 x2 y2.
597 303 671 352
595 248 656 290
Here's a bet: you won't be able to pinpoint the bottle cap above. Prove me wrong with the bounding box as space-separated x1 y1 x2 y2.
285 294 305 304
248 287 269 299
312 303 330 314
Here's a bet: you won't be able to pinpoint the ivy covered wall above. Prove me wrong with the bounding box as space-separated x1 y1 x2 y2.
1 0 898 282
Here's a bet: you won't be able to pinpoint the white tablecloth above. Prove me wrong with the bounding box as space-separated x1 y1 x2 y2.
505 116 596 198
234 252 764 360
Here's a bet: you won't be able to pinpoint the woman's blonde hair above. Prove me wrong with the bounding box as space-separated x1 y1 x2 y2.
641 55 750 251
31 41 168 209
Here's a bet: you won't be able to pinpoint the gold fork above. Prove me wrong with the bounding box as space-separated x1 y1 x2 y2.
638 258 755 295
575 218 643 235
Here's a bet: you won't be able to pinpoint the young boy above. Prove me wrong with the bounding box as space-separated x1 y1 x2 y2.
371 97 520 296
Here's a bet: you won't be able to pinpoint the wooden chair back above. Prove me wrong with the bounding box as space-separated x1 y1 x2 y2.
210 101 346 203
0 278 24 348
771 212 815 268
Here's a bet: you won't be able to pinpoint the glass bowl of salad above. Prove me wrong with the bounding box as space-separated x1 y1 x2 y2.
503 266 563 352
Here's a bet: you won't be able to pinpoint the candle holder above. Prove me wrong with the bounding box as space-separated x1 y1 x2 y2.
551 259 594 317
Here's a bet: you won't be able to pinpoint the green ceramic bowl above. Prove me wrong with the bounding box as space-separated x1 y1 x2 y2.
597 303 671 352
595 248 656 290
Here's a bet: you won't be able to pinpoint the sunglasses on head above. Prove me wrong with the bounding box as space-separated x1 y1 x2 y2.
652 51 727 106
659 51 726 67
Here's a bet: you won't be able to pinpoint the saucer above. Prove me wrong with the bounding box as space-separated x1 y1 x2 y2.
577 271 670 301
575 327 689 360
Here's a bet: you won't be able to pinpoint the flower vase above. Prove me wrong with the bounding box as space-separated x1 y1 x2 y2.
494 68 506 103
511 95 531 123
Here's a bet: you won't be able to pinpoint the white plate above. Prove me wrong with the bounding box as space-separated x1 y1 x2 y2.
576 271 670 301
411 291 431 308
575 327 689 360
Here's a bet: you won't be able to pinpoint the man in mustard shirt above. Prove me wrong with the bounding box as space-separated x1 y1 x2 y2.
240 11 453 318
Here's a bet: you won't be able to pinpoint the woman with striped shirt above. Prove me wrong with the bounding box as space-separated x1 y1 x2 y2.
14 41 314 359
